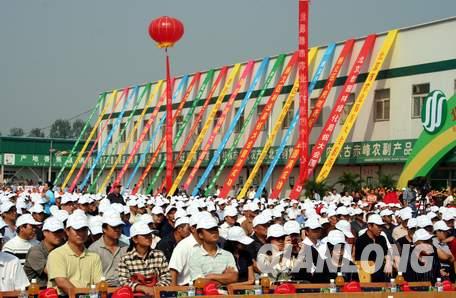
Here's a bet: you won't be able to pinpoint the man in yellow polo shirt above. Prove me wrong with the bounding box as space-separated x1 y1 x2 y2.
47 212 103 295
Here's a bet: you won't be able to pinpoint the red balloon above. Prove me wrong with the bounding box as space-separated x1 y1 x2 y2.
148 16 184 48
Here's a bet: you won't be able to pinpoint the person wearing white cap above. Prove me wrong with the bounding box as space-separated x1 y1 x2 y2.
392 209 412 241
219 206 238 239
350 208 366 237
2 214 40 265
47 213 103 295
152 206 172 238
117 222 171 295
355 213 391 282
223 226 255 284
60 194 76 214
0 201 17 241
23 217 66 288
88 212 127 287
284 221 302 255
156 216 191 262
396 218 417 254
380 209 396 244
431 221 455 275
187 214 238 285
246 214 271 263
0 231 30 291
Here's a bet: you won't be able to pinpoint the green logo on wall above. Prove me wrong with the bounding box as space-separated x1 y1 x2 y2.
421 90 447 134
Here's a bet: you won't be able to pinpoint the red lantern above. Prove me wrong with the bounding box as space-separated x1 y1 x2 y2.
148 16 184 48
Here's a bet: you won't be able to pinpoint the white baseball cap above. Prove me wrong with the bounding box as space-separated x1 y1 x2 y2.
253 214 271 227
130 222 153 237
335 220 354 238
226 226 253 245
336 206 349 216
29 204 44 214
151 206 164 215
267 224 286 239
433 220 450 232
367 214 384 225
16 214 41 227
66 214 89 230
196 214 218 230
407 218 418 229
165 205 177 215
102 212 124 227
379 209 393 217
174 216 190 228
416 215 433 228
138 214 154 225
223 206 238 218
0 201 15 214
305 218 322 229
327 230 347 245
427 212 438 220
284 220 301 235
413 228 433 243
43 217 64 232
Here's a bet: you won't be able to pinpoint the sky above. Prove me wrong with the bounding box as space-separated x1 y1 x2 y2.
1 0 456 136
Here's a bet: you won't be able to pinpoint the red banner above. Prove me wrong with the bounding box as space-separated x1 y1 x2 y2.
165 53 173 191
112 79 174 189
156 67 229 192
183 61 255 190
298 0 310 188
218 52 298 198
288 34 377 199
270 39 355 199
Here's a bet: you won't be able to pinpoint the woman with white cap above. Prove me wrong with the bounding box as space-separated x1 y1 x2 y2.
223 226 255 285
432 221 455 280
396 218 417 254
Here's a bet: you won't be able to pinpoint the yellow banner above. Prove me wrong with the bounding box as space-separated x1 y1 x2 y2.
316 30 398 182
61 90 119 190
98 80 163 193
168 63 241 195
237 77 300 199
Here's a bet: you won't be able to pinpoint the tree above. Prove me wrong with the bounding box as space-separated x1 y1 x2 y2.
71 119 92 139
304 179 330 198
377 171 397 189
9 127 25 136
335 172 363 192
28 128 45 138
49 119 72 139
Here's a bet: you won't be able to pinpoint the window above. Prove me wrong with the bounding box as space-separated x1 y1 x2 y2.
234 108 244 133
119 123 126 143
340 93 355 124
411 83 430 118
132 121 137 142
194 115 202 135
143 120 149 141
107 124 113 143
374 89 390 121
214 110 222 128
175 115 184 133
257 104 268 131
310 98 322 126
282 100 294 129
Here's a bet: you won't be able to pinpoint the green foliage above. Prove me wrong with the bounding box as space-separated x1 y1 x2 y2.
8 127 24 136
377 172 397 189
304 179 330 198
49 119 72 139
28 128 45 138
336 172 363 192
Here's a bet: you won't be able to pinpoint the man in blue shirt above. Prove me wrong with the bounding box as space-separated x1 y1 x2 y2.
42 181 55 215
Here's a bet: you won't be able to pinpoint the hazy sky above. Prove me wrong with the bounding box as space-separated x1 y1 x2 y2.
1 0 455 136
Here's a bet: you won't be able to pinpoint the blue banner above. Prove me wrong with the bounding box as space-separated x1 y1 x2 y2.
256 43 336 197
79 86 139 190
191 58 270 196
124 75 188 190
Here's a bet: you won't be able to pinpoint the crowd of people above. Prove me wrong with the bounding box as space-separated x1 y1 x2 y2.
0 180 455 296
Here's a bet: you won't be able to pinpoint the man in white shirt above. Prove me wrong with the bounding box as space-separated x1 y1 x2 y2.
0 201 17 241
219 206 238 239
0 231 30 291
2 214 40 265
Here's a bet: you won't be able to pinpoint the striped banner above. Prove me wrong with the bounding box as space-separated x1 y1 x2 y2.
203 55 286 196
182 61 255 191
191 57 272 197
145 67 229 195
218 52 303 198
123 76 190 190
265 39 355 199
167 64 242 196
132 70 214 194
53 93 106 187
316 30 398 183
68 87 130 192
78 86 140 190
88 84 152 193
61 90 119 190
108 79 175 192
287 36 376 199
96 81 164 193
237 77 299 199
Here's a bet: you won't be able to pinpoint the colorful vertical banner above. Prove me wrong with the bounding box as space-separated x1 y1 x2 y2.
298 0 310 188
202 55 286 196
97 81 163 193
123 76 189 190
191 57 273 196
145 67 229 195
218 51 303 198
68 87 130 192
88 83 152 193
167 64 242 196
78 86 140 191
182 61 255 190
53 93 106 187
108 79 175 191
61 90 119 190
316 30 398 183
237 77 299 199
265 39 356 199
132 70 215 194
